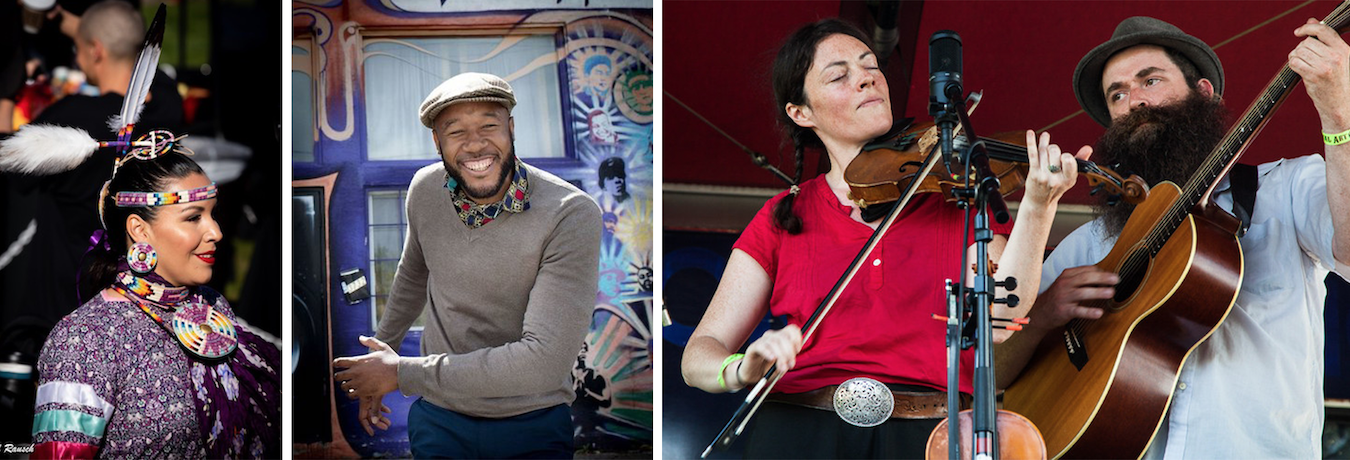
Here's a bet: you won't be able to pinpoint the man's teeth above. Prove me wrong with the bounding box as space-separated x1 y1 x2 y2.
464 157 494 172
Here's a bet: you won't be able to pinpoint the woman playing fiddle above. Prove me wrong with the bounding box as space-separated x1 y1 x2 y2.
681 18 1089 458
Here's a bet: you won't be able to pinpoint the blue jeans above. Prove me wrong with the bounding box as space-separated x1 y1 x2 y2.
407 398 574 459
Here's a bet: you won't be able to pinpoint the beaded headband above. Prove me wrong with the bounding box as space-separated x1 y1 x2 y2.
115 183 217 208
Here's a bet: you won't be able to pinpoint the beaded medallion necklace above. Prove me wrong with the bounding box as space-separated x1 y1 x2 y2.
113 272 238 360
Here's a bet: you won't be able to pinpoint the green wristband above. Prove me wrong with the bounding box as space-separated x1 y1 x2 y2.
718 353 745 390
1325 128 1350 146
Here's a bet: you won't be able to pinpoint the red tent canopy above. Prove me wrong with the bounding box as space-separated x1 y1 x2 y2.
665 0 1338 207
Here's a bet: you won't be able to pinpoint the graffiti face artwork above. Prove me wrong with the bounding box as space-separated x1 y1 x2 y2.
589 109 620 145
635 265 653 292
603 212 620 235
597 156 629 204
584 54 614 102
604 175 626 198
615 69 653 124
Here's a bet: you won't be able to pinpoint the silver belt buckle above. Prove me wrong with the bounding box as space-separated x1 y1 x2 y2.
833 377 894 427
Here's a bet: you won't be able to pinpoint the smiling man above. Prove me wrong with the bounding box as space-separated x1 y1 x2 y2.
332 72 601 459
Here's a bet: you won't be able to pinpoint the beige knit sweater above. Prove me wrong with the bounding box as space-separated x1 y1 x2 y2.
375 161 601 418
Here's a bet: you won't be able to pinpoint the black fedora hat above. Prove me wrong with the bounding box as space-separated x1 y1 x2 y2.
1073 16 1224 127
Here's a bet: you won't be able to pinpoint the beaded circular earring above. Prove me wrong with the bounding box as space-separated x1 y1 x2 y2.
127 241 158 274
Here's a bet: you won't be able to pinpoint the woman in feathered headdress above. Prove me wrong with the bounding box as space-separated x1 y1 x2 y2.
0 4 281 458
27 135 280 458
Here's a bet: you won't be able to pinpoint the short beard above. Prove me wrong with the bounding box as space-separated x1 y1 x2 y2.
1093 91 1229 237
442 138 518 201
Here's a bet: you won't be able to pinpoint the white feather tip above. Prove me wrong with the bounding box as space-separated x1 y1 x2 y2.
106 115 125 133
0 125 100 175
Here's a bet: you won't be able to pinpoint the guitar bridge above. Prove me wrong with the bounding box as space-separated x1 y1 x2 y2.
1063 328 1088 370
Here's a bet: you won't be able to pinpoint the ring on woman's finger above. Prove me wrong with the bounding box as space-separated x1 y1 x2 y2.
1048 164 1062 173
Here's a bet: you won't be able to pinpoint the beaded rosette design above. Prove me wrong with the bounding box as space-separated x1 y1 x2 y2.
171 299 239 360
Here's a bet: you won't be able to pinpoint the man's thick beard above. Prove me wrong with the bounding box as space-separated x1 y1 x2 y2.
444 142 517 200
1093 92 1229 237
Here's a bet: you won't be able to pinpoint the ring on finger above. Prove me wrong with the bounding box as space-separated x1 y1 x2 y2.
1048 164 1062 173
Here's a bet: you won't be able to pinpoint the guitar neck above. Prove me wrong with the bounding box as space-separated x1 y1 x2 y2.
1144 0 1350 255
1180 69 1299 208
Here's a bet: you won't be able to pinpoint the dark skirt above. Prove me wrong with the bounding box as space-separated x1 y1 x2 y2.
743 400 943 459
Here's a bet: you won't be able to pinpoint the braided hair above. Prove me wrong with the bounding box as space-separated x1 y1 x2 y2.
769 18 873 234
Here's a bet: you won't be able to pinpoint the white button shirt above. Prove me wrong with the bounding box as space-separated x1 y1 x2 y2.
1039 154 1347 459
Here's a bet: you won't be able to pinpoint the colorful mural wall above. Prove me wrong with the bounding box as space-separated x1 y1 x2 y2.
565 14 655 450
291 1 652 456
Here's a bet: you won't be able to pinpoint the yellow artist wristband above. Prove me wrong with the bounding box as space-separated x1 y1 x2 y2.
718 353 745 390
1325 128 1350 146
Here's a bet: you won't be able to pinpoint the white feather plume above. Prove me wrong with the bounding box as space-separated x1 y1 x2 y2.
113 43 159 130
0 124 100 174
112 4 166 132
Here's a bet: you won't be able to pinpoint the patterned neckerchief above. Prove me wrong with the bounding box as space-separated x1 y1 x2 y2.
445 159 531 228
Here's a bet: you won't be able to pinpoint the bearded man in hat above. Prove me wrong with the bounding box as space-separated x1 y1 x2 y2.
996 15 1349 458
332 72 601 458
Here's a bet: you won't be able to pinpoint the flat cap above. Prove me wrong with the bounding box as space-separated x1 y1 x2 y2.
419 72 516 128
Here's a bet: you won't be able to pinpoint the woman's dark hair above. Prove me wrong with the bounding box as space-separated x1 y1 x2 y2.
82 153 207 299
770 18 872 234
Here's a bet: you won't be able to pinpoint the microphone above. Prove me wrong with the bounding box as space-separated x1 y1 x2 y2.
928 30 962 124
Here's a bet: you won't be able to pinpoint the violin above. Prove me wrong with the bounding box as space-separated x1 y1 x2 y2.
844 121 1149 210
925 409 1048 460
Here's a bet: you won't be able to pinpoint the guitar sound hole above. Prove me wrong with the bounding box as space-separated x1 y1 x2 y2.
1113 250 1149 304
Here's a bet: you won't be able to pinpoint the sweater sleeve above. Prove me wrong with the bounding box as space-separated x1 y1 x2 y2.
31 312 120 459
374 184 432 354
395 193 601 398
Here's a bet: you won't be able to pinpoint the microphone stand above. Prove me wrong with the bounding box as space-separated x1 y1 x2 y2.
938 85 1015 460
747 150 797 186
665 90 796 187
932 84 964 460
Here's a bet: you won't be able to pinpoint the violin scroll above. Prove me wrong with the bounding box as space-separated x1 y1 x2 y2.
1082 166 1149 205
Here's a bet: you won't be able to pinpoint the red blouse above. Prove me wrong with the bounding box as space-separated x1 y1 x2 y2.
734 175 1013 394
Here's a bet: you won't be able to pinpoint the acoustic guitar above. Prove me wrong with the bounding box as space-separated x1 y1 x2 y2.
1003 3 1350 458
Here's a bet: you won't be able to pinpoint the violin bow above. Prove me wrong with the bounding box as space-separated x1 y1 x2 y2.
701 126 954 457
